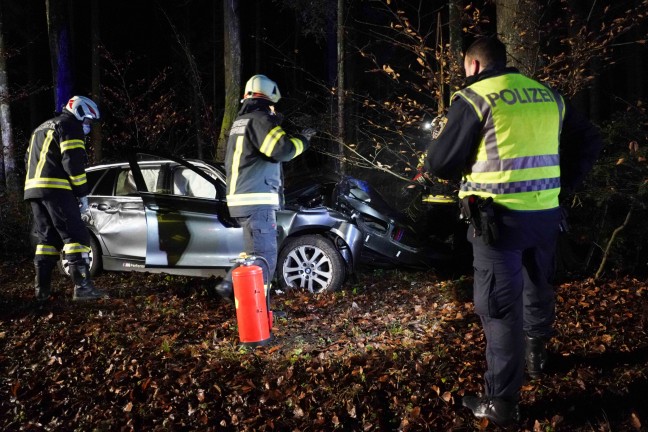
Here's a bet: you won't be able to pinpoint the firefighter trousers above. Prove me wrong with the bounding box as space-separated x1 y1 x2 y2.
468 207 561 401
29 194 90 261
224 208 278 288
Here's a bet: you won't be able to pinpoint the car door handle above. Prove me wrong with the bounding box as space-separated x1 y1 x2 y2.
97 203 119 214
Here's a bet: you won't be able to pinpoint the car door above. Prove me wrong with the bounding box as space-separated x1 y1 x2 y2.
127 152 244 273
87 165 152 260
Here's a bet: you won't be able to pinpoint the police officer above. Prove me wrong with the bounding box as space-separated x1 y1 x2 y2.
423 37 602 426
25 96 108 301
216 75 316 300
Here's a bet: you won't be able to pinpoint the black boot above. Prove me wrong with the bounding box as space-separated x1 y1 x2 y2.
67 256 108 301
462 395 520 427
215 279 234 304
525 335 548 378
34 259 57 301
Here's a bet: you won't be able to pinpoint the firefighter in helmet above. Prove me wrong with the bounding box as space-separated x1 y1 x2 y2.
25 95 108 301
216 74 316 301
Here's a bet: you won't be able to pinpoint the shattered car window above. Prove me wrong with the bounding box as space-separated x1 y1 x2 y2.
172 167 216 199
116 168 161 195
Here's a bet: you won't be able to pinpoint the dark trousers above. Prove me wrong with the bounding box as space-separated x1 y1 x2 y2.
225 208 278 287
469 207 561 400
29 194 89 261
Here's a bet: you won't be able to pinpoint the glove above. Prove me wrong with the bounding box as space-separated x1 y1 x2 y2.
300 128 317 141
78 196 89 214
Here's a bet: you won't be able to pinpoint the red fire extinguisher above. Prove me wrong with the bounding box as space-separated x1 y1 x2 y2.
231 254 274 347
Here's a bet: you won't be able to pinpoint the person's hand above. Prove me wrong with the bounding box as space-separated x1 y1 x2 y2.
300 128 316 141
79 196 89 214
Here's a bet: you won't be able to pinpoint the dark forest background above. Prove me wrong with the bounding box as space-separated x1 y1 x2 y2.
0 0 647 277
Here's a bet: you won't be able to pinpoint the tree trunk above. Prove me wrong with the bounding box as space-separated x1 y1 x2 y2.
0 0 17 193
448 0 463 76
255 0 262 72
90 0 103 163
336 0 345 174
46 0 74 112
217 0 241 162
495 0 540 75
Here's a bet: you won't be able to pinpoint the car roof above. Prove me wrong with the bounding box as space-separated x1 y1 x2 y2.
87 158 222 172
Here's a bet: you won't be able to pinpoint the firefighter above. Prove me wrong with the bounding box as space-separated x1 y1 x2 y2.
25 96 108 301
216 74 316 301
422 37 602 426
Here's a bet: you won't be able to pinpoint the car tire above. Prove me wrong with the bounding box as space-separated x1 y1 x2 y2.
277 234 345 293
58 235 102 277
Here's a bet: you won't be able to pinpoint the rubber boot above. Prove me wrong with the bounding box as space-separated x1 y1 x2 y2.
215 279 234 304
34 259 57 301
462 395 520 427
67 255 108 301
525 335 548 379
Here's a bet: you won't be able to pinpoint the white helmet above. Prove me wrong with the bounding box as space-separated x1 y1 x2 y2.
65 96 100 121
243 74 281 103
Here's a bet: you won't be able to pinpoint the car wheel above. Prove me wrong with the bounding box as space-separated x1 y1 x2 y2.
58 235 102 277
277 234 345 293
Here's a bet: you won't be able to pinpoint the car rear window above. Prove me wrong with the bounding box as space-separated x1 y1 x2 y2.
90 168 117 196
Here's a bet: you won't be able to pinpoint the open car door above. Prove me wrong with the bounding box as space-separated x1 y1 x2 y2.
127 152 244 277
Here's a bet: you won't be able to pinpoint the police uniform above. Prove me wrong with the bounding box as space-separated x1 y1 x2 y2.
424 67 602 402
223 98 310 289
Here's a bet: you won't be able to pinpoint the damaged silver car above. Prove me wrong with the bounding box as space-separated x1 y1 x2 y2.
55 152 456 293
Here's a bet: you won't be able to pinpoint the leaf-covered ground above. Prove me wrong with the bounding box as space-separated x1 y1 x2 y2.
0 260 647 431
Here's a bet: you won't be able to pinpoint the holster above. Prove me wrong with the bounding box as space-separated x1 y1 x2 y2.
460 195 499 245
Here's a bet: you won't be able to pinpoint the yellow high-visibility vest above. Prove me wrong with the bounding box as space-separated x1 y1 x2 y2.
455 73 565 211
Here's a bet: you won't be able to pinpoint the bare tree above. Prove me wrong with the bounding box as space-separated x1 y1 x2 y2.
46 0 74 112
0 0 17 193
495 0 541 75
217 0 241 162
336 0 346 173
90 0 103 162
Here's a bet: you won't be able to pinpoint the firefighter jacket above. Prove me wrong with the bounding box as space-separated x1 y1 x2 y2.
424 67 602 211
24 112 90 200
225 99 310 217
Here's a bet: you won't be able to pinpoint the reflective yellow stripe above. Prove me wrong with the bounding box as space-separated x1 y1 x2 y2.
259 126 285 156
422 195 456 204
35 130 54 179
290 138 304 157
229 136 245 196
454 91 484 122
69 172 87 186
60 139 85 152
226 193 280 206
26 133 36 179
63 243 91 254
36 245 60 256
25 178 72 190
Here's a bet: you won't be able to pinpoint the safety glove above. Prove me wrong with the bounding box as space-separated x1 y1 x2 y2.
79 196 89 214
300 128 317 141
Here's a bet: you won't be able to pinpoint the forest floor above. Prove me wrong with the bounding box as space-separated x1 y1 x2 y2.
0 259 647 431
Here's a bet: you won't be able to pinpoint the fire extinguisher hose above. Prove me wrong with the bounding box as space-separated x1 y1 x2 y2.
254 255 272 313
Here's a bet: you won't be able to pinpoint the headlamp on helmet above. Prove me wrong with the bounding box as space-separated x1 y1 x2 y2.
243 75 281 104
